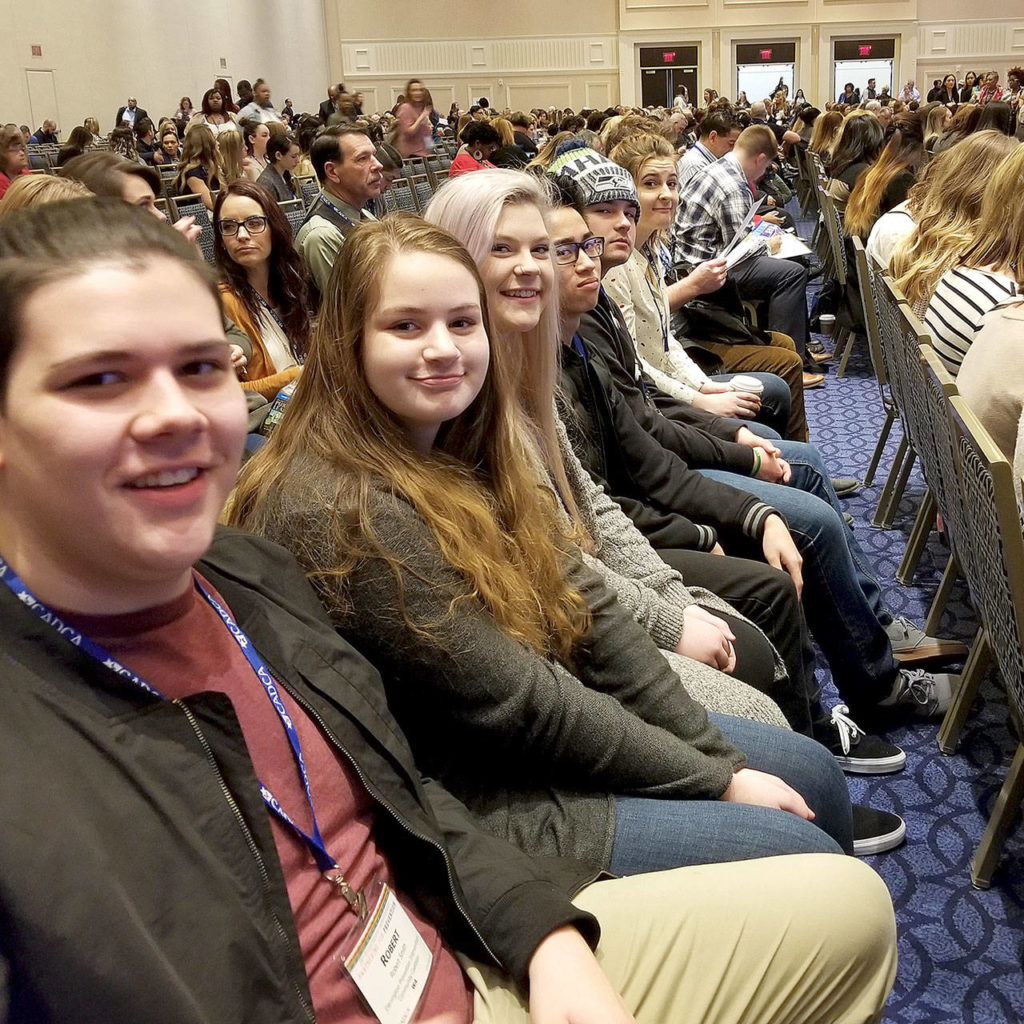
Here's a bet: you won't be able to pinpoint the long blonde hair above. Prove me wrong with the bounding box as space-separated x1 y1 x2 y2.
423 170 584 533
958 142 1024 286
891 131 1020 309
173 124 221 194
216 128 246 184
228 213 590 658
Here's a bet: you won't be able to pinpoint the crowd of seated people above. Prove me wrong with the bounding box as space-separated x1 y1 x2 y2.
2 65 1022 1021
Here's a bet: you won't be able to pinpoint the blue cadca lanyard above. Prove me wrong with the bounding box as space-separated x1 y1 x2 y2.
0 554 367 916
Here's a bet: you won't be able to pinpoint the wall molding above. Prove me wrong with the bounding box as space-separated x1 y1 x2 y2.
339 34 618 79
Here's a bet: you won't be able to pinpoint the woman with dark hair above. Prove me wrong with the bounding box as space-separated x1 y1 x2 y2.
214 181 310 399
825 114 885 203
449 121 501 177
936 74 959 107
240 118 271 180
395 78 433 157
214 78 238 112
975 100 1014 135
960 71 979 103
190 88 236 136
172 125 222 209
256 133 300 201
931 102 982 154
845 112 925 240
174 97 193 135
57 125 94 166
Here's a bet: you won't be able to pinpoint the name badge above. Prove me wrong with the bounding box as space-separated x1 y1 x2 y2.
341 882 433 1024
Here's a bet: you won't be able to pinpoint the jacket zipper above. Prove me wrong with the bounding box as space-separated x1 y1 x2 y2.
277 678 503 966
174 700 317 1024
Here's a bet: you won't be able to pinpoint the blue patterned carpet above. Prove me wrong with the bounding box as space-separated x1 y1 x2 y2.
805 332 1024 1022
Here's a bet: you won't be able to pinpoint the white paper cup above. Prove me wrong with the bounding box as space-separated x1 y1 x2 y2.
819 313 836 337
731 374 765 395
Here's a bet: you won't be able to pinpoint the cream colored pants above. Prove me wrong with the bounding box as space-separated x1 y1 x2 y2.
466 853 897 1024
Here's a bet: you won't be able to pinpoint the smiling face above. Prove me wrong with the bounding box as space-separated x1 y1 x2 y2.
479 202 554 336
582 198 638 271
217 194 273 273
0 258 247 613
362 251 489 452
635 156 678 241
549 206 602 326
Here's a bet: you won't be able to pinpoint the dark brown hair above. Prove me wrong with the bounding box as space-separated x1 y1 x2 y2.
213 181 311 358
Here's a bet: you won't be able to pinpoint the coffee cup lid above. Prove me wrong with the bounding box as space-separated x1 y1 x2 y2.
731 374 765 393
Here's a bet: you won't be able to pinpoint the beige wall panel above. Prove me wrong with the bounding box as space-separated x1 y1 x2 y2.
0 0 329 130
330 0 616 42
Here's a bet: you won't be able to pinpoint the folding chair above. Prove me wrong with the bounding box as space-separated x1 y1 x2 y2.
945 394 1024 887
170 195 216 263
278 199 305 238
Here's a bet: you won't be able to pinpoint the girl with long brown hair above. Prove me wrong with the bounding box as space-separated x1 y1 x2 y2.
213 181 310 398
228 211 856 877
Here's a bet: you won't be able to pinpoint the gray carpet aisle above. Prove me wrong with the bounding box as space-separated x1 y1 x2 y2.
802 329 1023 1022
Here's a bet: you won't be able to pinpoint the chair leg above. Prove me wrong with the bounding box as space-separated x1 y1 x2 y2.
835 329 858 379
937 628 992 755
872 441 916 529
971 742 1024 889
896 489 937 584
863 408 897 487
924 551 959 636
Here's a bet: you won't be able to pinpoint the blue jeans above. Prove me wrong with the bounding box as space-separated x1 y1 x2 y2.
608 713 852 875
700 441 898 713
710 371 791 440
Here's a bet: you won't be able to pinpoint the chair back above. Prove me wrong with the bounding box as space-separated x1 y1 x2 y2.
948 393 1024 726
893 302 934 464
170 195 216 263
877 275 912 422
278 199 305 238
408 173 433 212
852 238 888 389
919 347 966 551
389 178 417 213
295 175 320 210
818 186 847 286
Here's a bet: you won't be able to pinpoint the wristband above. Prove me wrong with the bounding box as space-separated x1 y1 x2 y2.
751 449 762 477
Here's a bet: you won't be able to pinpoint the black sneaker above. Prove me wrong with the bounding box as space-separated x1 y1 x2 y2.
878 668 955 719
825 705 906 774
852 804 907 856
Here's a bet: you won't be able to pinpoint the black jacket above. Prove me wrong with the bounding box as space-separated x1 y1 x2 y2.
0 530 598 1023
559 335 777 553
115 105 149 128
579 290 757 474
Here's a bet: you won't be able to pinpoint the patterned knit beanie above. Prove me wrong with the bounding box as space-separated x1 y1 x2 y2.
547 141 640 216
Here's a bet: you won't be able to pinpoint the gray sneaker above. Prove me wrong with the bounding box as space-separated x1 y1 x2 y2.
878 668 955 718
885 615 969 664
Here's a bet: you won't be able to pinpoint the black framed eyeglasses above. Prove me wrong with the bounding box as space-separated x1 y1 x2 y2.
216 215 269 237
554 235 604 266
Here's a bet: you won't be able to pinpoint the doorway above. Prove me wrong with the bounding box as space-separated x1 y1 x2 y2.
734 42 797 105
638 45 699 108
832 39 896 101
25 70 59 133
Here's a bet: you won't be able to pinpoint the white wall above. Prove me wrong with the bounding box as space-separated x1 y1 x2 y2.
0 0 330 132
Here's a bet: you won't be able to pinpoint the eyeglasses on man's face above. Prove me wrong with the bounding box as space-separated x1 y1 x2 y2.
217 215 269 237
553 235 604 265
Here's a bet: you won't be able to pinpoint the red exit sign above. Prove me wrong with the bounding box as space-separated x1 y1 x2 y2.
663 51 676 63
760 48 772 60
859 44 872 56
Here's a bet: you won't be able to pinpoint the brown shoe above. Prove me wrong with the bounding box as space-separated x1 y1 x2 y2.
802 371 826 388
809 348 834 363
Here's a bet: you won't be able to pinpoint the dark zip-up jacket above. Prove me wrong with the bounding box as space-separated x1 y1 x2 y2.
579 290 757 475
0 529 598 1024
559 336 778 553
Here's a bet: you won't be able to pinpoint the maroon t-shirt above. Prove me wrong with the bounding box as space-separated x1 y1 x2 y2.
62 575 473 1024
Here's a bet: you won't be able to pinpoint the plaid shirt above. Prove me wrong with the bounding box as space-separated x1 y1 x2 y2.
670 152 757 267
